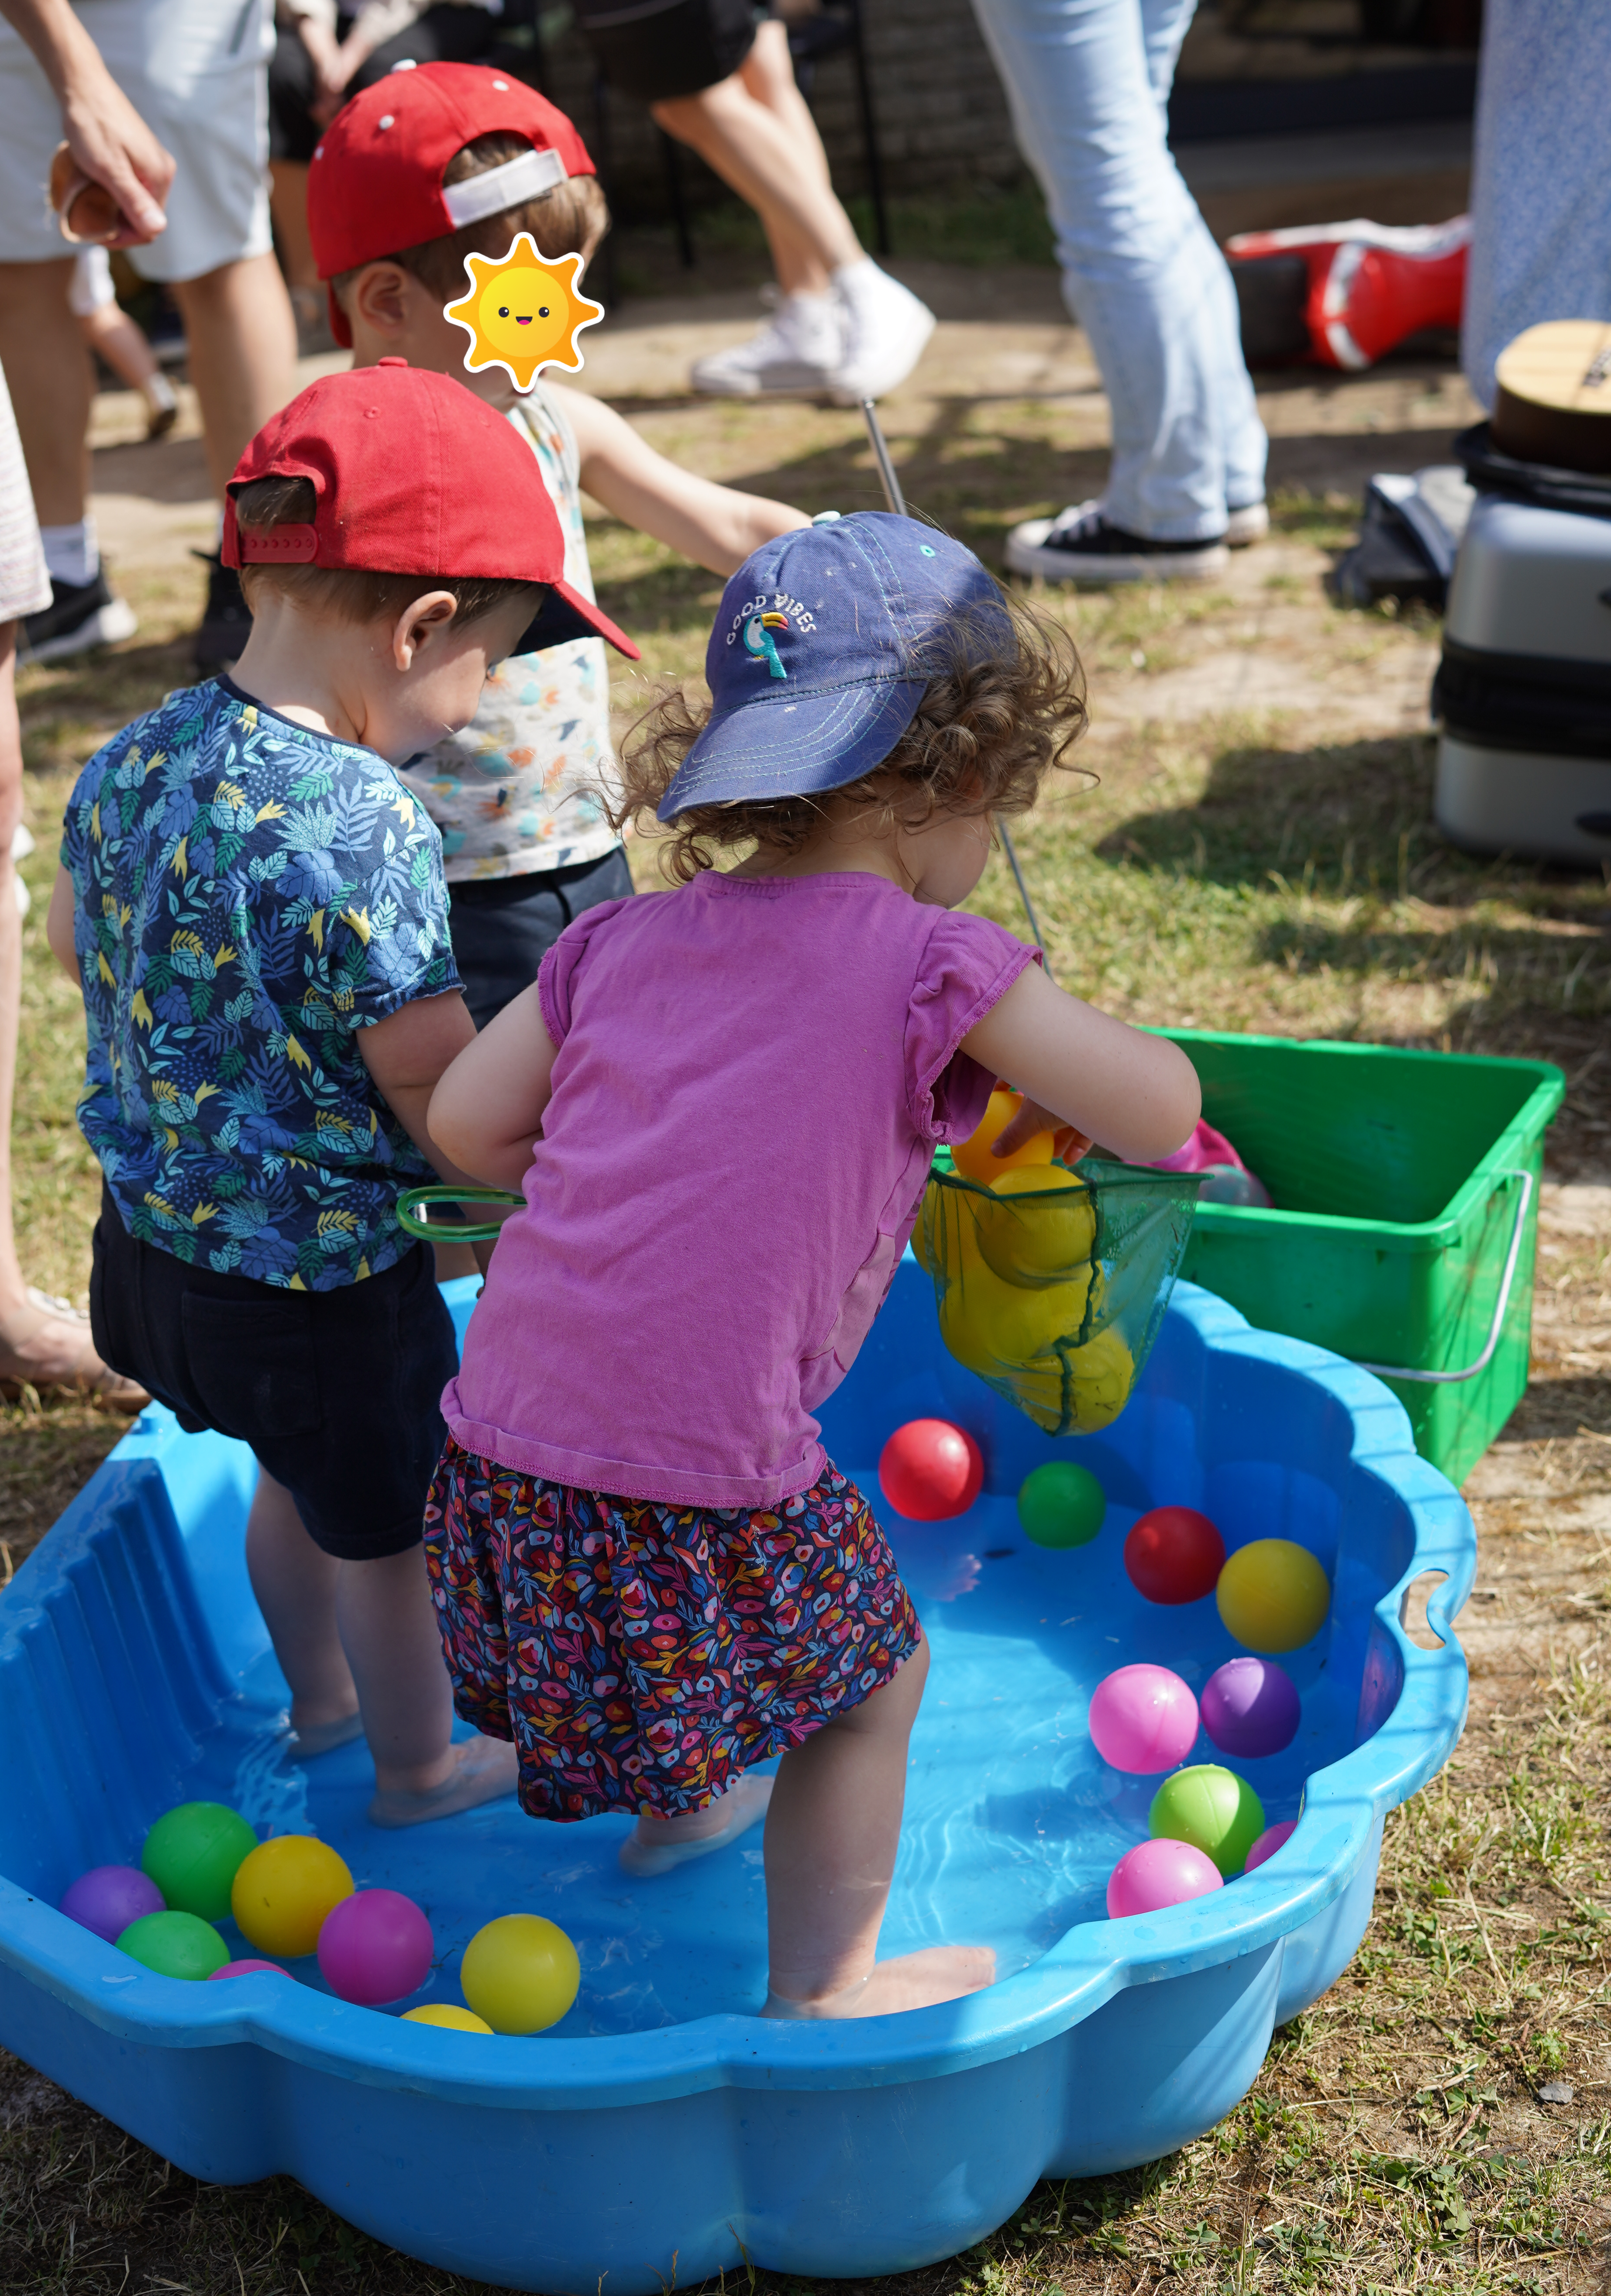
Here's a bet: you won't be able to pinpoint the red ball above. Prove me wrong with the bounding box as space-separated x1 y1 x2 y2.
878 1419 984 1520
1124 1506 1225 1605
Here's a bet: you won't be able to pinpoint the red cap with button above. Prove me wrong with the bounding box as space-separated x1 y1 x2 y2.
221 361 639 659
309 62 594 285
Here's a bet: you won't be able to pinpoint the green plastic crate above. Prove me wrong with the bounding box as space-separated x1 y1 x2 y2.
1156 1031 1564 1487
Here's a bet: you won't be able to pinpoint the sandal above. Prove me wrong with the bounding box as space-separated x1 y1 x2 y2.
0 1288 149 1411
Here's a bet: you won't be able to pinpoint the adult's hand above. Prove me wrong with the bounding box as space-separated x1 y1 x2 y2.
294 10 351 128
1 0 174 243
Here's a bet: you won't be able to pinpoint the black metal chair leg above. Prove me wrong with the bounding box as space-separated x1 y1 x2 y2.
658 127 697 268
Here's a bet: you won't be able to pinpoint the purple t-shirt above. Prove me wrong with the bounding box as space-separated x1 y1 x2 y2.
444 870 1036 1510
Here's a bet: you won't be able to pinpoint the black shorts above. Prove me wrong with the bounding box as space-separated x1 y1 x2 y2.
448 844 633 1031
574 0 770 103
89 1192 458 1562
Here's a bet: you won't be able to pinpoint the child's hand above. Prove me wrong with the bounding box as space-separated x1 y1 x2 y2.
990 1093 1091 1167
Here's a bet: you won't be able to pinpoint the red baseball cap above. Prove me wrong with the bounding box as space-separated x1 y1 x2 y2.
309 62 594 285
222 361 639 659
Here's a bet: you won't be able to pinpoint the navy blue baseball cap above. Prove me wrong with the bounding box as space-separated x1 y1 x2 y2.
657 512 1013 821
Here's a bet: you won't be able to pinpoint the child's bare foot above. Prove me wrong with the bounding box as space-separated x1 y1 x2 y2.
764 1946 995 2020
368 1733 519 1828
619 1774 773 1877
286 1708 364 1761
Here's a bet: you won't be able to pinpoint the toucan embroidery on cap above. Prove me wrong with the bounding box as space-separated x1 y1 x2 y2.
744 611 790 679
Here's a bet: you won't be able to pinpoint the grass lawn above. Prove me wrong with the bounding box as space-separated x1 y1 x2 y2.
0 338 1608 2291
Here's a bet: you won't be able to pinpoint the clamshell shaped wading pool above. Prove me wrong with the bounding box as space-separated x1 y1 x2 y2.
0 1269 1473 2293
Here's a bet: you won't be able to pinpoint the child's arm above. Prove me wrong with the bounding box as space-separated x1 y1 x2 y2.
359 989 502 1194
961 966 1201 1167
553 383 810 576
426 982 559 1193
45 865 80 986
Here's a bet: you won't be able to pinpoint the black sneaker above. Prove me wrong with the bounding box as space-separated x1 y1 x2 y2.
1005 501 1229 584
20 569 138 663
192 551 253 675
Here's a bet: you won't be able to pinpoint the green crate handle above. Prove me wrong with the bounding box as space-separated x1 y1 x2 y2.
396 1185 523 1244
1355 1168 1533 1386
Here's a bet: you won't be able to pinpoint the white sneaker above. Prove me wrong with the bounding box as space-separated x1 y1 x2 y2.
1225 501 1269 547
828 259 936 404
690 290 843 398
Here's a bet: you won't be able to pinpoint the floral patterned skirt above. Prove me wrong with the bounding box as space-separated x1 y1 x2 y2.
423 1440 923 1821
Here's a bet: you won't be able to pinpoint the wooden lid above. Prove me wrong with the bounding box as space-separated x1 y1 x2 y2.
1493 321 1611 474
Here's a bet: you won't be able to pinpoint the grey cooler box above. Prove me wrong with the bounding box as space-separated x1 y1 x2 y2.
1434 491 1611 866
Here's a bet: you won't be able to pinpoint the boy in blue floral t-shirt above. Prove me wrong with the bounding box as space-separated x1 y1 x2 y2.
47 363 637 1828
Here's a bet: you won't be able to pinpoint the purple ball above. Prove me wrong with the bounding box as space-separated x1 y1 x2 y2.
1199 1656 1300 1759
1244 1819 1298 1873
60 1864 165 1944
207 1958 288 1981
317 1888 434 2007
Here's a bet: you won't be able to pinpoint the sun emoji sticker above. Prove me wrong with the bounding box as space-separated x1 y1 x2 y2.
443 232 603 394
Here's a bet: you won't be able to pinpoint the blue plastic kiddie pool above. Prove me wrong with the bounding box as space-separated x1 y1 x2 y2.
0 1266 1473 2293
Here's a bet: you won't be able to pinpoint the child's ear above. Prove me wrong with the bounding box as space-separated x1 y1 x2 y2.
392 591 459 672
348 261 414 344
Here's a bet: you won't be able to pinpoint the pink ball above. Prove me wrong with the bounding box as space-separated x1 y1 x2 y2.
1088 1664 1199 1774
1106 1836 1224 1918
60 1864 165 1943
207 1958 287 1980
316 1888 434 2007
1243 1819 1298 1873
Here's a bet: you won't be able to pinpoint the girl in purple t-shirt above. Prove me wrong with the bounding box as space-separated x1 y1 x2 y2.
425 515 1201 2021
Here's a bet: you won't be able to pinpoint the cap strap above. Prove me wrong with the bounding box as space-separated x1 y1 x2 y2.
239 525 319 563
441 148 568 230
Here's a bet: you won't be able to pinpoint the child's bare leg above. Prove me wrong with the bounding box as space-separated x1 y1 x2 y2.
763 1636 994 2018
620 1772 773 1876
244 1464 358 1737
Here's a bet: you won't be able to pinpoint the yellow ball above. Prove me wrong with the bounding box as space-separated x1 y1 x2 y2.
950 1088 1055 1184
230 1835 353 1959
402 2003 495 2035
976 1164 1096 1285
1216 1538 1331 1654
1066 1326 1134 1431
460 1914 580 2036
939 1259 1091 1373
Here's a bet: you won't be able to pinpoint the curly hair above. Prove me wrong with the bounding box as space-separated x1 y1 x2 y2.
612 583 1089 884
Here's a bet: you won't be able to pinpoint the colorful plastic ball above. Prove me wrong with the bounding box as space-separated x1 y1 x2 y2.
207 1958 288 1980
403 2003 495 2035
1088 1664 1199 1774
878 1418 984 1521
460 1914 580 2035
231 1835 354 1959
1243 1820 1298 1873
1124 1506 1225 1606
140 1802 258 1921
116 1909 229 1981
1017 1461 1105 1548
1106 1837 1223 1919
950 1086 1055 1183
317 1888 434 2007
1216 1538 1331 1654
1149 1764 1266 1879
1200 1656 1300 1758
59 1864 164 1944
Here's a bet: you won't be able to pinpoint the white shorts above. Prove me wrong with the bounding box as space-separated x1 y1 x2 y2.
0 368 50 623
0 0 274 283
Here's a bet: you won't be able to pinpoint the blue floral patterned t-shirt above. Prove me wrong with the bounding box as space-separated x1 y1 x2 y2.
61 678 462 1291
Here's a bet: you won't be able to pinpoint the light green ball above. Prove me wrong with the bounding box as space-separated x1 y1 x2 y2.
141 1801 258 1921
1149 1764 1265 1877
116 1910 229 1981
1017 1461 1106 1549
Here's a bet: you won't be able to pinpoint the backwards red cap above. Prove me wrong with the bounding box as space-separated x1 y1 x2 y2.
222 361 638 659
310 63 594 289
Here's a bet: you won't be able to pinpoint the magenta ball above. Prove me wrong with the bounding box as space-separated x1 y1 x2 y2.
1199 1656 1301 1759
1106 1837 1224 1918
316 1888 434 2007
1243 1819 1298 1873
207 1958 287 1980
60 1864 165 1944
1088 1664 1199 1774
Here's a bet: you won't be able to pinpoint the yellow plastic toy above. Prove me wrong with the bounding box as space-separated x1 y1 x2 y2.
231 1836 354 1959
460 1914 580 2035
1216 1538 1331 1654
950 1087 1054 1183
938 1258 1092 1373
975 1163 1097 1286
403 2004 495 2035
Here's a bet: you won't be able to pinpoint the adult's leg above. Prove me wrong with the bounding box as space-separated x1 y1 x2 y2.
168 250 296 501
973 0 1263 539
0 259 91 527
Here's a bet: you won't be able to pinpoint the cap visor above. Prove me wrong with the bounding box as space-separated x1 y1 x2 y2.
657 675 926 821
515 580 640 660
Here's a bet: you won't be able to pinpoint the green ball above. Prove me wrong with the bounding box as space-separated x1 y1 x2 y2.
1149 1764 1266 1878
1017 1461 1106 1548
141 1801 257 1921
115 1910 229 1981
